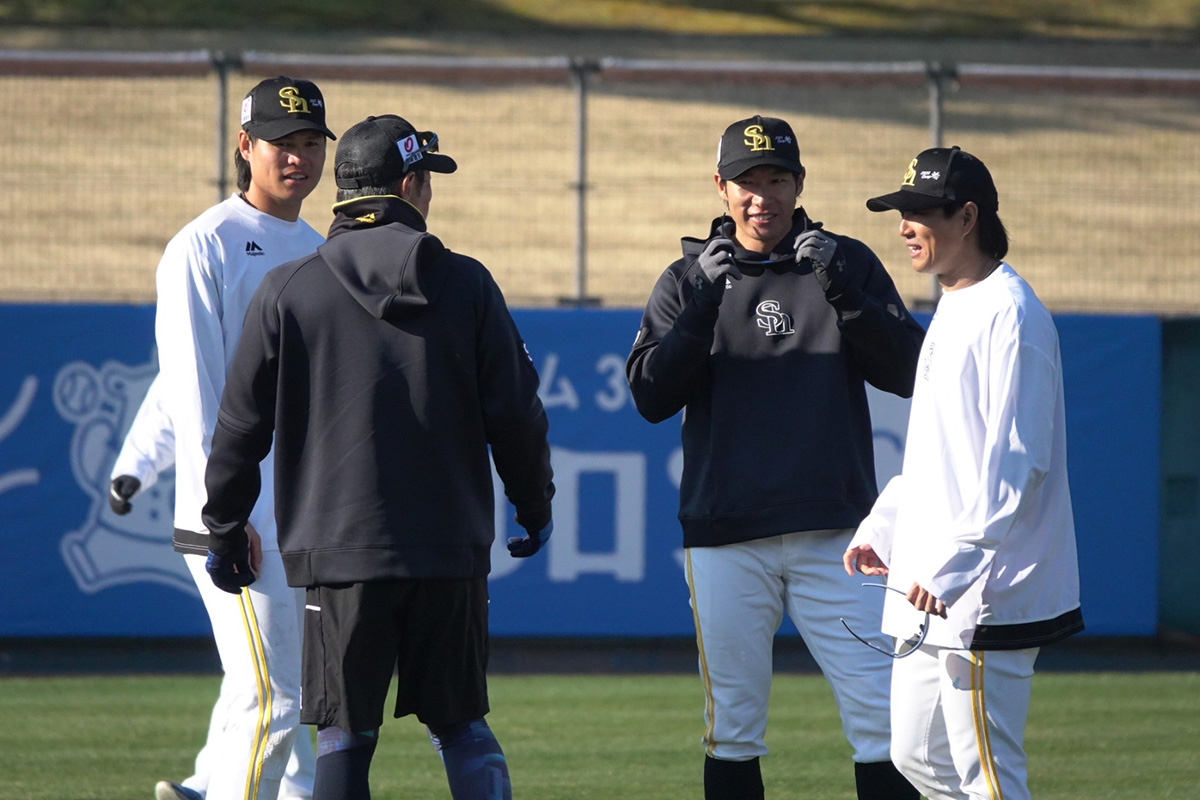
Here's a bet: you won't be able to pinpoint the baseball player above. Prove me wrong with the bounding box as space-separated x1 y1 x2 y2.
199 113 554 800
626 115 925 800
107 372 316 800
151 75 334 800
845 146 1084 800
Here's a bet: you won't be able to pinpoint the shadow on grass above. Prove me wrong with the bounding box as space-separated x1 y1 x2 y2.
3 634 1198 676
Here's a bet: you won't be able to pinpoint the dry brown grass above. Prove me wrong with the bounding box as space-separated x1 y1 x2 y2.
2 68 1199 313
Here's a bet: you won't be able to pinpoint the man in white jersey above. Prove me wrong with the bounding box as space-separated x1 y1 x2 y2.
151 75 335 800
845 146 1084 800
107 373 316 800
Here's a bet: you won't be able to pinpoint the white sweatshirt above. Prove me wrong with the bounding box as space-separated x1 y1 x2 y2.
154 194 324 551
111 373 174 491
850 263 1082 649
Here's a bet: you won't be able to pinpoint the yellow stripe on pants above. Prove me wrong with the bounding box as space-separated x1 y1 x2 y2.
685 550 717 757
970 651 1004 800
237 591 272 800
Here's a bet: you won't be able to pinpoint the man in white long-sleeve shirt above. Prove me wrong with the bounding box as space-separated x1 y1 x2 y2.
151 75 335 800
844 146 1084 800
107 371 317 800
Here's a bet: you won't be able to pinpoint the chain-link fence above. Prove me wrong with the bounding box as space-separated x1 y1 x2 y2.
2 49 1199 313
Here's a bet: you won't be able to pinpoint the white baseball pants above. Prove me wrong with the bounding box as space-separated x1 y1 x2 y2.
685 528 894 763
890 645 1039 800
185 550 314 800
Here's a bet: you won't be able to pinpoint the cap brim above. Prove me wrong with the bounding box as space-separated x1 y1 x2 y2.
865 190 956 213
420 153 457 174
245 119 337 141
718 156 803 181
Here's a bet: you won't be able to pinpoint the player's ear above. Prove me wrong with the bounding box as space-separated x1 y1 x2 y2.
398 172 416 200
236 130 254 160
960 201 979 238
714 173 728 201
795 168 806 197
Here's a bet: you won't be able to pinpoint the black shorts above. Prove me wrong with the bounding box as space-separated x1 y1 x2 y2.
300 577 490 733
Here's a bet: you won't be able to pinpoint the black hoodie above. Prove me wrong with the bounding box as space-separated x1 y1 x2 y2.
626 208 924 548
202 196 554 585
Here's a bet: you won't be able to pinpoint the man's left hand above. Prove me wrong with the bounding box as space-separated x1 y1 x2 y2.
794 229 849 304
508 520 553 558
906 582 948 619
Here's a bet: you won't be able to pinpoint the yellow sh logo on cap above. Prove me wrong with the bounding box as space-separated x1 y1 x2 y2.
279 86 311 115
743 124 774 152
901 158 918 187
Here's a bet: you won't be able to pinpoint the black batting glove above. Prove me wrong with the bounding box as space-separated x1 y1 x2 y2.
206 544 255 594
693 222 742 307
508 520 553 558
108 475 141 515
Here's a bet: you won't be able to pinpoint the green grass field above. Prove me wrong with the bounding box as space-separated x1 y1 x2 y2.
2 671 1197 799
5 0 1200 40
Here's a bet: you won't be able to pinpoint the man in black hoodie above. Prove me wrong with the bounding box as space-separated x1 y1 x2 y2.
201 114 554 800
626 116 924 800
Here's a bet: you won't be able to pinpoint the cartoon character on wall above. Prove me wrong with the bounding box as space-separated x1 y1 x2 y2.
53 356 192 597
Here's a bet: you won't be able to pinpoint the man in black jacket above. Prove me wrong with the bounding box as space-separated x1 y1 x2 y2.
201 114 554 800
626 115 924 800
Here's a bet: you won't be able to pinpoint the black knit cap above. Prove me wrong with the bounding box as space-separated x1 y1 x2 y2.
867 146 998 213
240 76 335 141
334 114 457 190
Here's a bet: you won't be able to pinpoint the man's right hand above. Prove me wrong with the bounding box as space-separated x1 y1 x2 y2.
108 475 141 515
206 542 256 595
843 544 888 577
693 222 741 305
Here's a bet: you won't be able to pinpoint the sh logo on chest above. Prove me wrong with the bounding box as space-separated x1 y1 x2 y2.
755 300 795 336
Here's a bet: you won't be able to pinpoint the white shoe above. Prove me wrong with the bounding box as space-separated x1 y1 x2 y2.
155 781 204 800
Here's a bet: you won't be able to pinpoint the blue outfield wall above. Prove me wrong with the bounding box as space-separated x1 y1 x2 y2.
0 305 1160 638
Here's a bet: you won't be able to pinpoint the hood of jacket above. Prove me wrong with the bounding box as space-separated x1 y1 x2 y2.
680 208 823 276
318 195 449 322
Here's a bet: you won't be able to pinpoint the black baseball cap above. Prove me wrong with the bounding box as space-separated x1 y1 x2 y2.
241 76 335 141
716 115 803 180
866 146 998 213
334 114 458 190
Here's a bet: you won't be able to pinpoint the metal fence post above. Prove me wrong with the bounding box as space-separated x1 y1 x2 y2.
565 57 601 306
927 61 953 148
213 51 232 203
923 61 958 307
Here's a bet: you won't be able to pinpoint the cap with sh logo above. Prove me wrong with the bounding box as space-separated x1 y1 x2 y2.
866 146 998 213
716 115 803 180
240 76 336 141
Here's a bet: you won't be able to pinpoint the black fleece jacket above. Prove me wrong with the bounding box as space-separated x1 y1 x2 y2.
202 196 554 585
626 208 924 548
